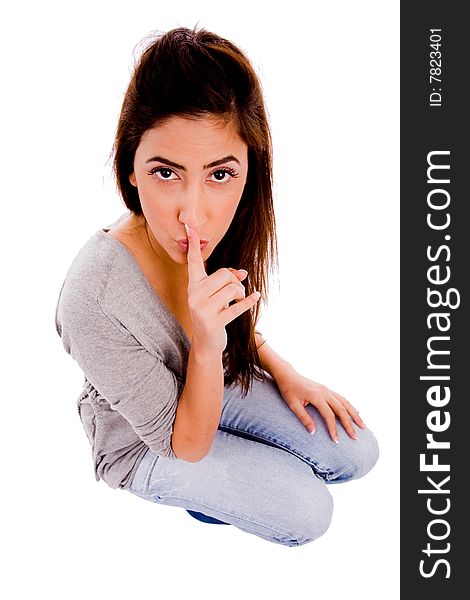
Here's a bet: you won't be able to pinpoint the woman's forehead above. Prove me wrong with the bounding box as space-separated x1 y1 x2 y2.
138 115 247 161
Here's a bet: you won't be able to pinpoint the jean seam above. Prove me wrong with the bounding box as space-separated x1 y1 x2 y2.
143 454 160 496
217 424 334 480
153 495 301 545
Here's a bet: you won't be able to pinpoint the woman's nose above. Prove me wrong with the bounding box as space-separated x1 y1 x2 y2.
178 188 208 230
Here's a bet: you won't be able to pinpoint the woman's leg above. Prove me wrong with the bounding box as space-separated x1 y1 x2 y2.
219 371 379 484
126 371 377 546
127 430 333 547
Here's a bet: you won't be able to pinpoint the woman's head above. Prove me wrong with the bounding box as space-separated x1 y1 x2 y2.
112 26 278 393
128 114 249 271
113 26 271 215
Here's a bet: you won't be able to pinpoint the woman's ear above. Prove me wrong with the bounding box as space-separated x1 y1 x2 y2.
129 172 137 187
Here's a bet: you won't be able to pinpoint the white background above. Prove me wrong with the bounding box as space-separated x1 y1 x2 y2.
1 1 399 598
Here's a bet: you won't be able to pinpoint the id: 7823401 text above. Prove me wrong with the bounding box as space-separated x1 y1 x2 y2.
429 28 442 107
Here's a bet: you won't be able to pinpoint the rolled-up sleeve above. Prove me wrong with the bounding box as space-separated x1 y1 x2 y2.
57 291 180 459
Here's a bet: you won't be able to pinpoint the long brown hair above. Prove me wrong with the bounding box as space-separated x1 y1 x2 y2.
112 26 278 395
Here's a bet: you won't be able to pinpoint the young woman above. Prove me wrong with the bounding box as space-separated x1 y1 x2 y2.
55 26 378 547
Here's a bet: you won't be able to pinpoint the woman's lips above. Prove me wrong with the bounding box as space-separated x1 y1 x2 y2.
177 239 208 253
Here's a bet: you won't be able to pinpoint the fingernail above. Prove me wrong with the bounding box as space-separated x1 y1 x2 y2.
238 269 248 277
352 432 358 440
253 290 261 299
309 428 316 436
334 437 339 444
360 422 366 429
184 223 190 236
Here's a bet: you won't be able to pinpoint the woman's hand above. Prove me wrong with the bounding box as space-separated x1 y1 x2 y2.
185 223 261 355
275 368 366 443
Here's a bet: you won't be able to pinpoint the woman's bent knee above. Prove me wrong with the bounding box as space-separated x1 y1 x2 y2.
273 481 334 547
354 427 379 479
332 426 379 482
295 490 333 546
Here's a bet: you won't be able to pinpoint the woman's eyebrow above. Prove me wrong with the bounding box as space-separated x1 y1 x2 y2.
144 155 240 170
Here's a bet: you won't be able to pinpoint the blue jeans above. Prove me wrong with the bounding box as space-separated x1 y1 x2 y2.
127 372 379 547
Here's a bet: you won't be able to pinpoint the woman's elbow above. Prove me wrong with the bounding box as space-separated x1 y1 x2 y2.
170 435 209 463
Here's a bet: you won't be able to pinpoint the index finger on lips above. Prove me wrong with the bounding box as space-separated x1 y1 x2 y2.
185 224 207 283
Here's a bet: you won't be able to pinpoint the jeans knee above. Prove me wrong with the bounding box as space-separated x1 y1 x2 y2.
297 489 333 545
275 484 334 547
348 427 379 480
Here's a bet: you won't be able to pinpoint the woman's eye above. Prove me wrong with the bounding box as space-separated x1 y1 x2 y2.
148 167 178 181
210 168 239 184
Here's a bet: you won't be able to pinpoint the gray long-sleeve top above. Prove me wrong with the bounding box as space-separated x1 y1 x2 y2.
55 224 192 489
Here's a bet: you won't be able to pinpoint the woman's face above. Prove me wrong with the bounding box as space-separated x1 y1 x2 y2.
129 115 248 270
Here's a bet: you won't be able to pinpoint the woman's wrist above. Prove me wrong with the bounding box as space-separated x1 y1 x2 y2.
269 359 297 385
254 335 297 383
190 337 224 363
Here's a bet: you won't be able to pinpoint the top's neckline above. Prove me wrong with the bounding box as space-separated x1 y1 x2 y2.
97 228 191 350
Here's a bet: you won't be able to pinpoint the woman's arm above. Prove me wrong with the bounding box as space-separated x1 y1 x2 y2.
171 342 224 463
172 226 261 462
254 331 295 381
254 331 365 441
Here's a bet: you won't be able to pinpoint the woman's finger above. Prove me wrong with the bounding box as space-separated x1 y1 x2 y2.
311 401 339 443
331 391 366 429
227 267 248 282
288 402 316 435
328 396 358 440
207 281 246 311
222 290 261 325
196 268 246 299
185 224 207 284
